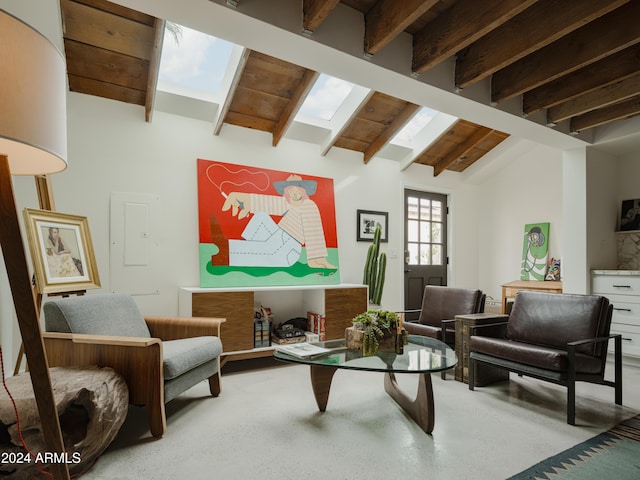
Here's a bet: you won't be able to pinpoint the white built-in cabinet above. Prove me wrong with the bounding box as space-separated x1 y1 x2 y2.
592 270 640 358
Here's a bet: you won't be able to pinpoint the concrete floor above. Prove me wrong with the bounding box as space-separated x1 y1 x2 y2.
82 358 640 480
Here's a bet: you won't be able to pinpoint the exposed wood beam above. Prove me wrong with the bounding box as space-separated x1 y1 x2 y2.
548 72 640 124
570 94 640 133
303 0 340 34
213 47 251 135
432 126 494 176
523 44 640 115
455 0 627 89
145 18 165 123
399 113 458 172
363 103 421 164
321 86 374 156
364 0 437 56
492 2 640 103
412 0 534 75
273 69 319 146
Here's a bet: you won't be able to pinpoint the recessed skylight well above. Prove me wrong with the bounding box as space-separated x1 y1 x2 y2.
158 24 234 101
392 107 439 145
296 74 355 123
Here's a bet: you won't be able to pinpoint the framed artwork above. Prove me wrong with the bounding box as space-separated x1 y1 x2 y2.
520 222 550 281
23 208 101 294
357 210 388 242
620 199 640 231
197 159 340 287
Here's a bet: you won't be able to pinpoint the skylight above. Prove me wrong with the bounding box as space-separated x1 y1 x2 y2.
158 24 234 101
392 107 439 145
296 74 355 122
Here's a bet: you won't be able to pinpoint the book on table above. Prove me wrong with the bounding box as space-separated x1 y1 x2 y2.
275 342 331 358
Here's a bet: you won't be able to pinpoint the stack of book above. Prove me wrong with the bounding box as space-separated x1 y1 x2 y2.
306 311 326 341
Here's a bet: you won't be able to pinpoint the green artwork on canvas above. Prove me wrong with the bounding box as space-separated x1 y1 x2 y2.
520 222 549 281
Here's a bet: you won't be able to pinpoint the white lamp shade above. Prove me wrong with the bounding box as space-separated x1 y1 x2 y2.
0 10 67 175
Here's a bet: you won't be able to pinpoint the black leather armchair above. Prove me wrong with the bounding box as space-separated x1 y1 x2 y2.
468 290 622 425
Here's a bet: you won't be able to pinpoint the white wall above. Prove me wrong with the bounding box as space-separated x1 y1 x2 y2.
475 141 564 300
31 94 484 311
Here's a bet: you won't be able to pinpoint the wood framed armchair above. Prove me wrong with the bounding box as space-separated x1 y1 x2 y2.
42 293 224 438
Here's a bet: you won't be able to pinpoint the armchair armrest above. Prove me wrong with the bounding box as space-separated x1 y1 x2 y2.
396 309 421 323
144 316 225 341
43 331 160 347
468 321 509 339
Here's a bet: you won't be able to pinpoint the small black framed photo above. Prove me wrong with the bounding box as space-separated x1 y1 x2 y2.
620 199 640 231
357 210 388 242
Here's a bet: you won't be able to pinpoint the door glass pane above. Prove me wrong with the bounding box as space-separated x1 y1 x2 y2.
420 199 430 220
408 220 419 242
432 222 442 243
407 197 419 219
420 221 431 243
408 243 419 265
432 201 442 221
432 244 442 265
420 244 431 265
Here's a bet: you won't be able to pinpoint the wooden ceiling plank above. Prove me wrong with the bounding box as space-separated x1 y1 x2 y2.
68 74 146 105
364 0 438 56
492 2 640 103
145 18 165 123
225 111 275 132
570 95 640 133
412 0 535 74
303 0 341 33
61 0 155 60
548 72 640 124
71 0 155 25
455 0 627 89
432 126 494 176
230 87 289 121
363 103 421 163
64 39 149 91
214 47 251 135
273 69 320 146
523 44 640 114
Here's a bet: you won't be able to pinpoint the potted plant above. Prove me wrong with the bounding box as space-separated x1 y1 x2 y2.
349 309 405 356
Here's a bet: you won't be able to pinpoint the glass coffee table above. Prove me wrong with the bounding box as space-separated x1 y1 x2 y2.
273 335 457 434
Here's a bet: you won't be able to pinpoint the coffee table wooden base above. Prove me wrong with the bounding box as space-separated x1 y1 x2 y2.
384 372 434 434
309 366 435 434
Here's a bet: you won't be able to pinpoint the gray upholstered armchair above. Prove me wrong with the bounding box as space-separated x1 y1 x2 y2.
42 293 224 438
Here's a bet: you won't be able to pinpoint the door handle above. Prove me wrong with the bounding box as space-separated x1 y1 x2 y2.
404 269 411 273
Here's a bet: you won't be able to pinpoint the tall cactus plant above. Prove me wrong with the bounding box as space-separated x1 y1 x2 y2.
363 225 386 305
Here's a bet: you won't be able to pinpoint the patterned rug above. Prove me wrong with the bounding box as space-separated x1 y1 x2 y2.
508 415 640 480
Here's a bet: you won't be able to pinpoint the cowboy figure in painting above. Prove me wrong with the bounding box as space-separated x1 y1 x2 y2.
211 174 336 269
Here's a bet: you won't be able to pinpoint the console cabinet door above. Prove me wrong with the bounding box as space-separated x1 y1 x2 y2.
192 291 254 352
324 287 368 340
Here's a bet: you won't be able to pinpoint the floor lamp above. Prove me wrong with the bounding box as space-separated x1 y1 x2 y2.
0 10 70 480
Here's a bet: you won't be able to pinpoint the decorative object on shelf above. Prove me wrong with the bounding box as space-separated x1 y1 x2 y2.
520 222 550 281
363 224 387 305
620 198 640 231
23 208 101 294
346 310 406 356
545 257 561 281
356 209 388 242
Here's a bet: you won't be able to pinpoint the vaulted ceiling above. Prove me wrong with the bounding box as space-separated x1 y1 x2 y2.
60 0 640 175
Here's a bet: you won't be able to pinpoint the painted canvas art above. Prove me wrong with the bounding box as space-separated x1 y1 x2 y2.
520 222 550 281
197 159 340 287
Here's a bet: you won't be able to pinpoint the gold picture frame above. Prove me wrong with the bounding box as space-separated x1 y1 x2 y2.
23 208 101 294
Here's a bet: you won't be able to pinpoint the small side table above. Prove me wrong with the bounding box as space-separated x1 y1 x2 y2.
454 313 510 385
501 280 562 313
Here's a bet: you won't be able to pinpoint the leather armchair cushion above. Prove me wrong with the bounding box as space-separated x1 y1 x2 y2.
470 335 603 374
418 286 482 327
507 292 608 356
162 336 223 380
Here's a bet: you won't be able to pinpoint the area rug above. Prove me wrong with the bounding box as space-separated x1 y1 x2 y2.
508 415 640 479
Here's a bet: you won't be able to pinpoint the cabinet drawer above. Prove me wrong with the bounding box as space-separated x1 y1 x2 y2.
608 329 640 357
610 301 640 327
593 275 640 295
